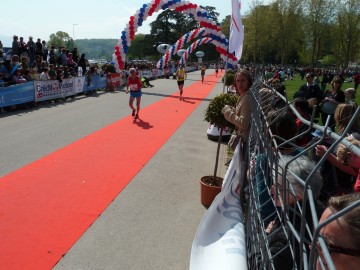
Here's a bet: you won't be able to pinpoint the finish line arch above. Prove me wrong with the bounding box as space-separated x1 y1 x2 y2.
156 28 237 69
112 0 237 72
156 27 206 69
179 37 215 65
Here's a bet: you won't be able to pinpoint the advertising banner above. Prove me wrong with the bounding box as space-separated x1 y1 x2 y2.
34 78 76 102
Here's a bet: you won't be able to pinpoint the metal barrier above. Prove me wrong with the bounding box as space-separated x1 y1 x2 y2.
244 76 360 269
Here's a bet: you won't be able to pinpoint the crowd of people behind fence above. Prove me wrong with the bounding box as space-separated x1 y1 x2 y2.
0 35 100 88
238 65 360 269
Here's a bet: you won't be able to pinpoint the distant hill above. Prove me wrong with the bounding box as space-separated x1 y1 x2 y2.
0 37 120 61
74 39 117 62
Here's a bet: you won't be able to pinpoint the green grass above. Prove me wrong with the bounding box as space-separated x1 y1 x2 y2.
283 75 359 104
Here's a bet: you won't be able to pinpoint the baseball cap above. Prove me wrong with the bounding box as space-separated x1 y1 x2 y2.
345 88 355 95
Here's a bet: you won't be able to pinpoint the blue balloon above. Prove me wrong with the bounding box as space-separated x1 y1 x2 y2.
138 22 142 26
143 4 147 8
139 13 144 18
197 11 202 17
140 8 144 13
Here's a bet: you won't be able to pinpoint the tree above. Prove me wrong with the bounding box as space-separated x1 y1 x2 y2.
128 34 146 60
336 0 360 67
200 5 220 24
220 15 231 38
303 0 336 65
48 31 76 50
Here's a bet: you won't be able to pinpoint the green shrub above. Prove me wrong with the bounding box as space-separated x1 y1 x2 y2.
222 70 235 86
204 93 237 132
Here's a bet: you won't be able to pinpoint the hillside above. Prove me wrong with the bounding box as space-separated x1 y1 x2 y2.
74 39 117 61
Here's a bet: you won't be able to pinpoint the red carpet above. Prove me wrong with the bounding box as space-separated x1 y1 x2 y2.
0 71 223 269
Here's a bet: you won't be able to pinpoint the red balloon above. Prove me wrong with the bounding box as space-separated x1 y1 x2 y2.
115 50 120 56
130 16 134 20
115 45 119 50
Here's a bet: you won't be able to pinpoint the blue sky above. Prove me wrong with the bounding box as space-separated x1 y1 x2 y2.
0 0 267 47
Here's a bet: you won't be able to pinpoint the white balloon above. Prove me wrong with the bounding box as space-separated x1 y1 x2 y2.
195 51 205 58
177 49 187 57
157 44 171 54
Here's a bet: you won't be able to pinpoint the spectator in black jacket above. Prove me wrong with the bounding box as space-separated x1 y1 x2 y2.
78 53 87 75
294 72 323 117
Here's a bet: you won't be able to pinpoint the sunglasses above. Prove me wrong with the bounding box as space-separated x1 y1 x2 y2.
318 234 360 257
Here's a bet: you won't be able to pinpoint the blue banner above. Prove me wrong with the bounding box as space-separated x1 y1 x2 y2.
0 82 34 107
0 76 107 108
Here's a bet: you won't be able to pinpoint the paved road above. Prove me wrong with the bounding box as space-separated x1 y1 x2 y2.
1 70 229 269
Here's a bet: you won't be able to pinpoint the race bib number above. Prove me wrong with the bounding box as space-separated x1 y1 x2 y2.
130 83 138 91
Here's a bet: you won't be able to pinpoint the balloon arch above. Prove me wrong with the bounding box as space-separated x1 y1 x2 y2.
179 37 215 65
156 27 206 69
112 0 238 72
156 28 237 69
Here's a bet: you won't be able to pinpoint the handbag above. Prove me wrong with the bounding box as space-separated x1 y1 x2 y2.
228 133 241 151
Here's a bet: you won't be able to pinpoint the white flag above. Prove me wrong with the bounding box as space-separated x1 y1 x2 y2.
229 0 244 61
189 143 248 270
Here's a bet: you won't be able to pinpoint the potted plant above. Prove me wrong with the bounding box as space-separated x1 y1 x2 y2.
222 70 235 91
201 93 237 208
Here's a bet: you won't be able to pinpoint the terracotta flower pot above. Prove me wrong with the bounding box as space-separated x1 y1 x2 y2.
200 176 223 208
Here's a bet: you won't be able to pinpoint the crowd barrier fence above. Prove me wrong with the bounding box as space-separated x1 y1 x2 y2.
244 76 360 269
0 66 195 108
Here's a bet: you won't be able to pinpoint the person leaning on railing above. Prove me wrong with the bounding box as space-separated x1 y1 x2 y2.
221 69 253 145
314 193 360 269
254 108 304 229
264 155 324 270
317 135 360 194
314 104 360 196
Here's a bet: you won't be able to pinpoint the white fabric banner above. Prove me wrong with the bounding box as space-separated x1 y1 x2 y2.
189 143 247 270
229 0 244 61
74 76 86 93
